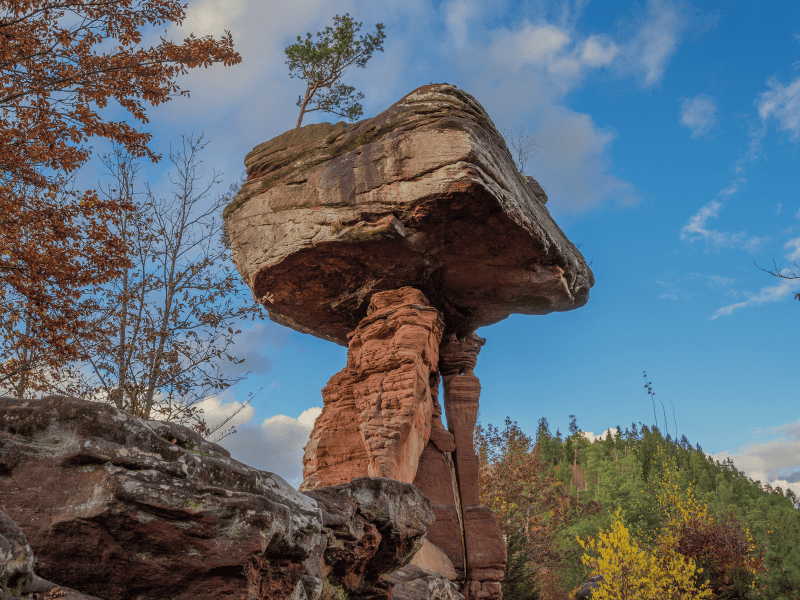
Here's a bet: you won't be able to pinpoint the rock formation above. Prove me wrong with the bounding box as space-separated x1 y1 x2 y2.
223 82 595 599
0 395 453 600
223 83 593 347
301 287 444 490
575 575 605 599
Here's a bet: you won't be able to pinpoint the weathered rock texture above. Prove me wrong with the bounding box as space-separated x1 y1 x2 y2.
0 508 102 600
0 395 440 600
223 82 594 347
441 334 506 599
301 287 444 490
223 82 596 600
411 428 463 580
387 565 465 600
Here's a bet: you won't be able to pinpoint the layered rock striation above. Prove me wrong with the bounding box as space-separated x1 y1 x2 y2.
301 287 444 490
223 82 593 347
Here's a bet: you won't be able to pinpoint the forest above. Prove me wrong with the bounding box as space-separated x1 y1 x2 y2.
476 380 800 600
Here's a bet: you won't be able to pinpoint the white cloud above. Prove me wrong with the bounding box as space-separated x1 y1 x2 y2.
483 22 619 94
617 0 681 87
580 35 620 68
511 104 638 213
785 236 800 263
189 394 256 438
733 124 767 174
777 203 783 215
709 275 800 319
757 74 800 143
717 177 746 197
581 427 619 443
679 94 717 138
443 0 484 49
215 406 322 488
680 196 767 253
709 421 800 508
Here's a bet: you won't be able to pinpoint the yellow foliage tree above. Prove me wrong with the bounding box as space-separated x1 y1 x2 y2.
577 506 713 600
649 445 763 595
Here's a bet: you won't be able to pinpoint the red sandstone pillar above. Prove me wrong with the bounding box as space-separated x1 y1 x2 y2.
441 333 506 600
300 287 444 490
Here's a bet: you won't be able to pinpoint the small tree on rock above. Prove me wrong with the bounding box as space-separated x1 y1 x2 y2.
284 13 386 129
500 125 546 177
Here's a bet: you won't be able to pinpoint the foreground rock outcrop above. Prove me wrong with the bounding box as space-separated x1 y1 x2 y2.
0 395 445 600
224 82 596 599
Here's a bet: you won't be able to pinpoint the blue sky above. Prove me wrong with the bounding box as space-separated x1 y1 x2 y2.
39 0 800 493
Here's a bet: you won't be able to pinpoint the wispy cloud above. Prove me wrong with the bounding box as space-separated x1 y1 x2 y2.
784 236 800 263
733 124 767 175
622 0 682 87
709 275 800 319
757 74 800 143
679 94 717 138
654 268 737 301
680 194 767 254
717 177 746 197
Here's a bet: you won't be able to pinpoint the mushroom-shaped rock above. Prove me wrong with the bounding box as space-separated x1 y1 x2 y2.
223 82 594 346
225 83 595 600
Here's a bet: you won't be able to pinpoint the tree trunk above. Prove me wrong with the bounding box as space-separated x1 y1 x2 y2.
295 82 321 129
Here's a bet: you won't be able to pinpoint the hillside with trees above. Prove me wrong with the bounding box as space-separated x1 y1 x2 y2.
477 377 800 600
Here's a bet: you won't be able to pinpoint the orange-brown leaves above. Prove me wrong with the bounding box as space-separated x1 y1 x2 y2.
476 418 602 599
1 0 241 386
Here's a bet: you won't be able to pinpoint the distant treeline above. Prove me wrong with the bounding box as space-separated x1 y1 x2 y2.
477 415 800 599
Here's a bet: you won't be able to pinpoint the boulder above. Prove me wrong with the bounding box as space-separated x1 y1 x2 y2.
575 575 605 599
387 565 465 600
0 508 102 600
0 395 434 600
223 82 594 347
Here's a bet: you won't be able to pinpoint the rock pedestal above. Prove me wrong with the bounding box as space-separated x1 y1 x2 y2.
300 292 507 598
301 287 444 490
441 334 506 600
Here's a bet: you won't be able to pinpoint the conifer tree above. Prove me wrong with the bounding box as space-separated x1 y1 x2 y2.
284 13 386 129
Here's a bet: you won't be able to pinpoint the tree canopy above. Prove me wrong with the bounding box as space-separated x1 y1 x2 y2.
1 0 241 386
284 13 385 129
478 376 800 599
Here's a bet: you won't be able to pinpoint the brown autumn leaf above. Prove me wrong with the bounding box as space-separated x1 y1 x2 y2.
1 0 241 387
